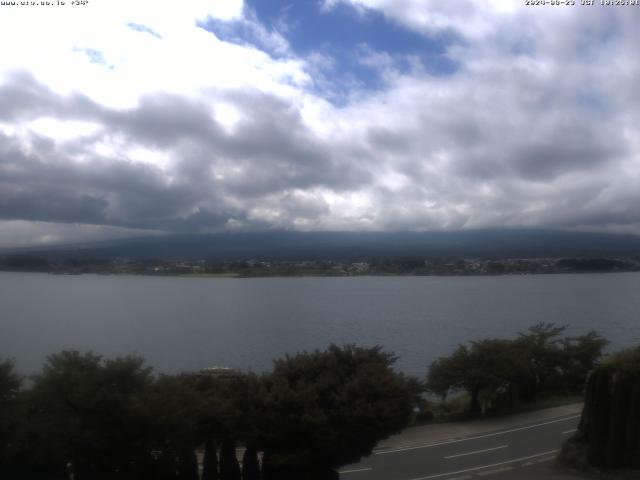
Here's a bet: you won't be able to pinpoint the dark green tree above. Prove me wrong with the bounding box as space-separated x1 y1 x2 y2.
578 347 640 468
177 447 199 480
202 436 219 480
427 340 517 414
156 450 179 480
514 322 567 400
258 344 418 478
427 324 606 414
219 437 241 480
0 360 24 479
241 444 260 480
28 351 156 479
560 331 608 394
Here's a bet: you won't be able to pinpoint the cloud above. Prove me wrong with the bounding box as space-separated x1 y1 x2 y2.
1 0 640 246
201 7 291 56
0 74 368 236
322 0 508 39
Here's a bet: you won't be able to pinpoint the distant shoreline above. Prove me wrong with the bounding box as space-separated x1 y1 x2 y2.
2 268 639 279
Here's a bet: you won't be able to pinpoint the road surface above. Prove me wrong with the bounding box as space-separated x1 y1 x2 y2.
340 407 583 480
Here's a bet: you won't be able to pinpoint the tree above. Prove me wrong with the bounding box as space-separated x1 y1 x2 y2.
426 345 469 401
219 437 241 480
514 322 567 400
202 436 219 480
177 447 199 480
426 324 606 414
146 375 203 453
427 340 518 414
241 444 260 480
258 344 418 478
560 331 608 395
28 351 157 479
563 346 640 470
0 360 24 478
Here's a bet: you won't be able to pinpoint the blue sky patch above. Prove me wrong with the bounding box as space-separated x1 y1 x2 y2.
200 0 459 102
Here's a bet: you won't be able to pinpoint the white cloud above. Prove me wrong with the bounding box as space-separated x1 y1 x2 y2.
2 0 640 246
323 0 511 38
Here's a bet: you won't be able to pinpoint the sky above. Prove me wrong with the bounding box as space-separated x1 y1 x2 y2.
1 0 640 247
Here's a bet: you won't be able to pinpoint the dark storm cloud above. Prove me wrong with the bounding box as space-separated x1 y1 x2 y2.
0 71 103 122
0 131 204 230
105 93 222 147
0 73 369 233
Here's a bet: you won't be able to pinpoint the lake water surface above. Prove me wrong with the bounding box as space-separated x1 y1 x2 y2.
1 272 639 377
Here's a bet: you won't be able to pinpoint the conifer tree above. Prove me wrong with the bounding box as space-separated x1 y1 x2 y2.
219 437 241 480
202 436 219 480
576 346 640 469
178 447 199 480
241 444 260 480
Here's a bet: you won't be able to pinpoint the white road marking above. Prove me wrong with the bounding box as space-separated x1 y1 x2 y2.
409 449 559 480
562 429 577 435
339 467 373 474
376 415 579 455
477 466 513 476
444 445 508 459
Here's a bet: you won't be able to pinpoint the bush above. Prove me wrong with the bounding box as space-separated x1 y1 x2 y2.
563 346 640 471
258 344 419 476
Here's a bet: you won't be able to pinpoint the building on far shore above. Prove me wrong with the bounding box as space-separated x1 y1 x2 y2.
196 366 238 380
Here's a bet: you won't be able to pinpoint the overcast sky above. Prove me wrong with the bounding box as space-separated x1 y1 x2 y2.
1 0 639 247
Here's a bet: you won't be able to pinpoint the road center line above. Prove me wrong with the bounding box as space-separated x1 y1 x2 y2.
376 415 579 455
444 444 508 459
339 467 373 474
409 449 559 480
477 466 513 476
562 429 577 434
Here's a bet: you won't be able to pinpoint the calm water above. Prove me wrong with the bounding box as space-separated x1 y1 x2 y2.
1 272 639 377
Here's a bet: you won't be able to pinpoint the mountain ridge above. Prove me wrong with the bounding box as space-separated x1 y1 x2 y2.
3 229 640 261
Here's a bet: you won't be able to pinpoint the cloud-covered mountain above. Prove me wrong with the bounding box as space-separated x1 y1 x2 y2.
8 230 640 261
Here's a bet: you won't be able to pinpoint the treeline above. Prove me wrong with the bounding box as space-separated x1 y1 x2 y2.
561 345 640 471
2 254 640 276
0 326 609 479
426 323 607 415
0 345 418 480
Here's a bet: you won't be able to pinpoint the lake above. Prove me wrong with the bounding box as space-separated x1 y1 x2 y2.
1 271 639 377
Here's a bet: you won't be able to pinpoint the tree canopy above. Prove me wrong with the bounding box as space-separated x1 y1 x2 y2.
426 323 607 414
258 344 419 478
0 345 420 479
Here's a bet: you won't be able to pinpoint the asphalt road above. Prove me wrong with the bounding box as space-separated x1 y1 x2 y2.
339 413 581 480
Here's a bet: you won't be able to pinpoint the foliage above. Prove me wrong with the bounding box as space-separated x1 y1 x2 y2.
241 444 260 480
426 323 607 414
184 371 263 443
177 447 199 480
258 344 419 476
0 360 24 478
26 351 159 479
2 333 606 478
572 346 640 470
219 437 241 480
201 436 219 480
